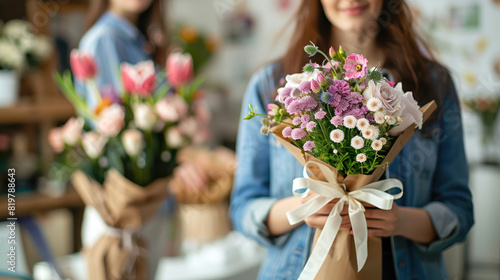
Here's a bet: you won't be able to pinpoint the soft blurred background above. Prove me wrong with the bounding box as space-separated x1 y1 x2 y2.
0 0 499 279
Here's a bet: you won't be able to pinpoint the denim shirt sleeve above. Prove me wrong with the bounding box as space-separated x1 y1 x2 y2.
417 77 474 252
79 31 123 91
230 67 291 248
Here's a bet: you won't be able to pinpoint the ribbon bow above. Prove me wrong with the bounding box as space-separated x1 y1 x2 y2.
286 161 403 280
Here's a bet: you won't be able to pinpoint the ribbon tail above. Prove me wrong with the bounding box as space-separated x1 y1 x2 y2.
286 195 333 225
348 199 368 272
297 200 345 280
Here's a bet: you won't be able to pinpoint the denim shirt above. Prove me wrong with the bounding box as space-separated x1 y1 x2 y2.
230 63 474 280
78 12 151 106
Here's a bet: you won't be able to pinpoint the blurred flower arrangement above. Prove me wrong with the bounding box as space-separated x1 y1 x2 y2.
0 20 52 71
463 95 500 160
245 43 423 177
49 50 210 186
173 24 219 73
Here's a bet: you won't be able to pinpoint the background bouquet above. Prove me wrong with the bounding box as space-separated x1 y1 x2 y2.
245 43 436 280
50 50 210 280
0 19 52 71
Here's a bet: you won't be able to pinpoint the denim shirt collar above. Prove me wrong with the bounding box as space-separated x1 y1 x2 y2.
99 12 145 42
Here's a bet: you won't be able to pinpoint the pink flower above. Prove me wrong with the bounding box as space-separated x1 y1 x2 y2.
82 131 107 159
301 114 311 123
48 128 64 153
121 129 143 157
330 116 343 127
268 104 280 116
155 95 189 122
291 128 306 140
329 47 335 58
121 61 156 96
282 126 292 138
343 53 368 80
165 126 185 148
303 141 316 152
194 101 211 124
96 104 125 137
179 117 198 137
292 116 301 126
386 80 396 87
314 109 327 120
317 72 325 85
70 49 97 80
61 117 84 146
306 121 317 132
133 103 157 131
311 80 321 93
167 52 193 87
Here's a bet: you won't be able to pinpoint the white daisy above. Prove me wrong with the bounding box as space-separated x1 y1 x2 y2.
366 98 382 112
371 140 383 151
356 118 369 131
351 136 365 149
343 115 357 129
374 111 385 124
333 149 338 154
380 137 387 145
330 129 345 143
388 116 397 125
356 153 367 163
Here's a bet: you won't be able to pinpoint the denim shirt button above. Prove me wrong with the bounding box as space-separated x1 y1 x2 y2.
398 260 406 267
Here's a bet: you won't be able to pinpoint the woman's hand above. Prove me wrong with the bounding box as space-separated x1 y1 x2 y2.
302 192 351 230
361 202 401 237
171 161 208 194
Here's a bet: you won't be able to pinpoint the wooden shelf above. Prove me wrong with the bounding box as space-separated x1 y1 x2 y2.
0 187 84 219
0 97 75 124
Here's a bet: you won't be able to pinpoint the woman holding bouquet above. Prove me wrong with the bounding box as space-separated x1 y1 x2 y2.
75 0 208 278
231 0 474 279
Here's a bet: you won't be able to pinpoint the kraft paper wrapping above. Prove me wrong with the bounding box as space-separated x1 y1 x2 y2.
72 169 169 280
270 101 437 280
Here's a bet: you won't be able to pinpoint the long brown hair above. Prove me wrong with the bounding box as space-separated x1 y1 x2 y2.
281 0 446 117
85 0 168 65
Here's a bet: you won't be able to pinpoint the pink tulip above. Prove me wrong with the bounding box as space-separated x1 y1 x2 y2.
121 61 156 96
167 52 193 87
70 49 97 80
48 128 64 153
329 46 335 58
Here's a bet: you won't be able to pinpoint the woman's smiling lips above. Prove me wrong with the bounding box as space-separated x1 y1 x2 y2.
341 4 369 16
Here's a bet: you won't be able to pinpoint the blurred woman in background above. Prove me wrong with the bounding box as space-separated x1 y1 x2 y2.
231 0 474 279
77 1 207 278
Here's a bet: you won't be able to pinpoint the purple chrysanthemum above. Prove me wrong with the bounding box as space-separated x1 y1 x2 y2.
330 116 343 127
291 128 307 140
303 141 316 152
306 121 317 132
298 81 311 93
333 80 351 96
314 109 327 120
292 116 301 126
282 126 293 138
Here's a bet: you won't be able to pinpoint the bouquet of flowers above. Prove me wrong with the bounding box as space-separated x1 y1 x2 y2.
463 94 500 164
50 50 209 280
245 43 436 280
0 19 52 71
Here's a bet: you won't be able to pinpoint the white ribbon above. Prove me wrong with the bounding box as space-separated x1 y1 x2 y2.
286 161 403 280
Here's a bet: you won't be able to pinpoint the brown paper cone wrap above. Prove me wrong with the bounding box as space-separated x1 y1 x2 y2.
178 203 232 244
270 101 437 280
171 146 236 205
72 169 169 280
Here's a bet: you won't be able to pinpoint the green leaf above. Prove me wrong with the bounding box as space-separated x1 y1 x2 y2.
153 83 171 102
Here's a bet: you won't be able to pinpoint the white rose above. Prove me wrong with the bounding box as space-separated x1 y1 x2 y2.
179 117 198 138
121 129 143 157
96 104 125 137
0 39 25 70
134 103 157 131
285 69 320 87
363 81 404 116
389 91 423 136
61 117 84 146
81 131 107 159
165 127 184 148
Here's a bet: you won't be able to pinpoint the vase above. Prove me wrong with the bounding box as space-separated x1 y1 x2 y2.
0 70 20 108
